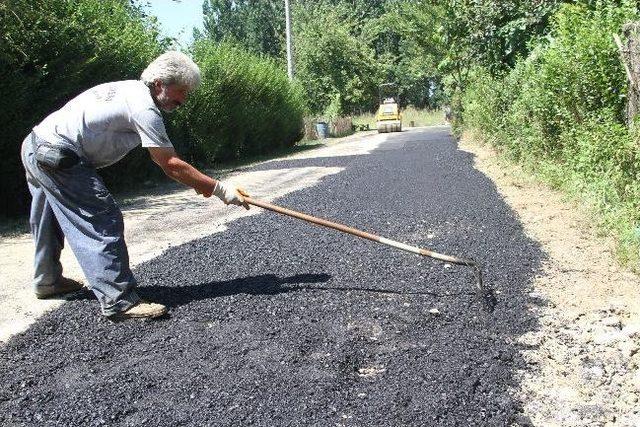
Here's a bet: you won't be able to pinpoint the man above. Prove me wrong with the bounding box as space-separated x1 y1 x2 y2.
21 51 248 320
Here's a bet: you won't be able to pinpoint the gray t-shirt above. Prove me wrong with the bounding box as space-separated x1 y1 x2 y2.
33 80 173 169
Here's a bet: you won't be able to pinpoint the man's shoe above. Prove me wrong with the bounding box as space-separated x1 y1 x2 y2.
35 277 85 299
109 301 167 321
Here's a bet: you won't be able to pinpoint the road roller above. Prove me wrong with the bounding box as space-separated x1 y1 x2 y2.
376 83 402 133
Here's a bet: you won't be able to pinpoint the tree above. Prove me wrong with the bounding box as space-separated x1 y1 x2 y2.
202 0 285 58
293 2 381 114
452 0 561 73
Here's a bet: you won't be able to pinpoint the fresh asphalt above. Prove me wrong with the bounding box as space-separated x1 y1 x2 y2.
0 127 544 426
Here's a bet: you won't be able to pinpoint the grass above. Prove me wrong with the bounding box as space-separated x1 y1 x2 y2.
352 107 446 129
532 161 640 271
402 107 447 127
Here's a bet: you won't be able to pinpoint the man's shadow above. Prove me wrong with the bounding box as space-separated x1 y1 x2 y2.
137 273 333 308
69 272 445 309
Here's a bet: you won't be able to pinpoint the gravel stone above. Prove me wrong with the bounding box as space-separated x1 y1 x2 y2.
601 316 622 328
622 324 640 339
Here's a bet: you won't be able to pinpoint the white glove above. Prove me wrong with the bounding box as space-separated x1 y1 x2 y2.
213 181 249 209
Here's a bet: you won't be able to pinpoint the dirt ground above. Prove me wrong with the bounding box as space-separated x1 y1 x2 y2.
2 128 639 425
459 135 640 426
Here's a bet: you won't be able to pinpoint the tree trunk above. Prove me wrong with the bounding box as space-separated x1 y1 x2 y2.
617 22 640 126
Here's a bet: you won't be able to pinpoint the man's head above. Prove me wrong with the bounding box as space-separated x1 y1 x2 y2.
141 51 201 112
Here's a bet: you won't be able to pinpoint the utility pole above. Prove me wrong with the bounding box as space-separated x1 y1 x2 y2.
285 0 294 79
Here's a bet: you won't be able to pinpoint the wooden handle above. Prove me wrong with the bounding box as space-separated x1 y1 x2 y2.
244 196 478 268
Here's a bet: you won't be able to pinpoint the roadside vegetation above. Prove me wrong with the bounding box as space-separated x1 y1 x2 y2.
1 0 162 216
2 0 639 267
172 41 306 163
459 2 640 267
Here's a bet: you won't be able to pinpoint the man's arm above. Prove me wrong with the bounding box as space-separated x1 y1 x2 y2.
148 147 249 209
148 147 215 197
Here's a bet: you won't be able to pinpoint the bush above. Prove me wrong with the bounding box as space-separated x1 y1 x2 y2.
460 1 640 266
0 0 162 217
174 41 306 163
527 5 626 151
459 68 508 144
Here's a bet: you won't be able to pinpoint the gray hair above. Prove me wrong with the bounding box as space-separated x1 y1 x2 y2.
141 51 201 90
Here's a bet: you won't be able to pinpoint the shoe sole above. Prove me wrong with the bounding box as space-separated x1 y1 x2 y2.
108 310 168 321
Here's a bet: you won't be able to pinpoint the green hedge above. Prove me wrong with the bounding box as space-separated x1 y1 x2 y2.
1 3 306 218
460 1 640 265
174 41 306 163
0 0 163 217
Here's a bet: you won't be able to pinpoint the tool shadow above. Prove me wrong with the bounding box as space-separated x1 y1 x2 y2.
141 274 454 310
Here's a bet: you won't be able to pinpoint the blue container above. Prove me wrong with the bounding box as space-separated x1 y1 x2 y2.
316 122 329 139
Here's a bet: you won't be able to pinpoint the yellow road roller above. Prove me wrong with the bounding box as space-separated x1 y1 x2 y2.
376 83 402 133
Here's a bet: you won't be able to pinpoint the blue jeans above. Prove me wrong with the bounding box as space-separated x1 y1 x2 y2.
21 133 140 316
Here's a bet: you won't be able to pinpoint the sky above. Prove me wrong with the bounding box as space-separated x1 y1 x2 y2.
139 0 205 48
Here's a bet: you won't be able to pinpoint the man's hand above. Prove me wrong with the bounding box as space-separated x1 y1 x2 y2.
213 181 250 210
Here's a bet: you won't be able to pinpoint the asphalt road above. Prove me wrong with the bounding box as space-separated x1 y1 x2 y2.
1 127 544 426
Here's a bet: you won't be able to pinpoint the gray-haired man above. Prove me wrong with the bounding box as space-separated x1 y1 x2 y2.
21 51 247 320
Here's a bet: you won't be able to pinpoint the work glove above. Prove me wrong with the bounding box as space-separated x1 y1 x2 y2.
213 181 250 210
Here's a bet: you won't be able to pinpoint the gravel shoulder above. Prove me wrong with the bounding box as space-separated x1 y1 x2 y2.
459 134 640 426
